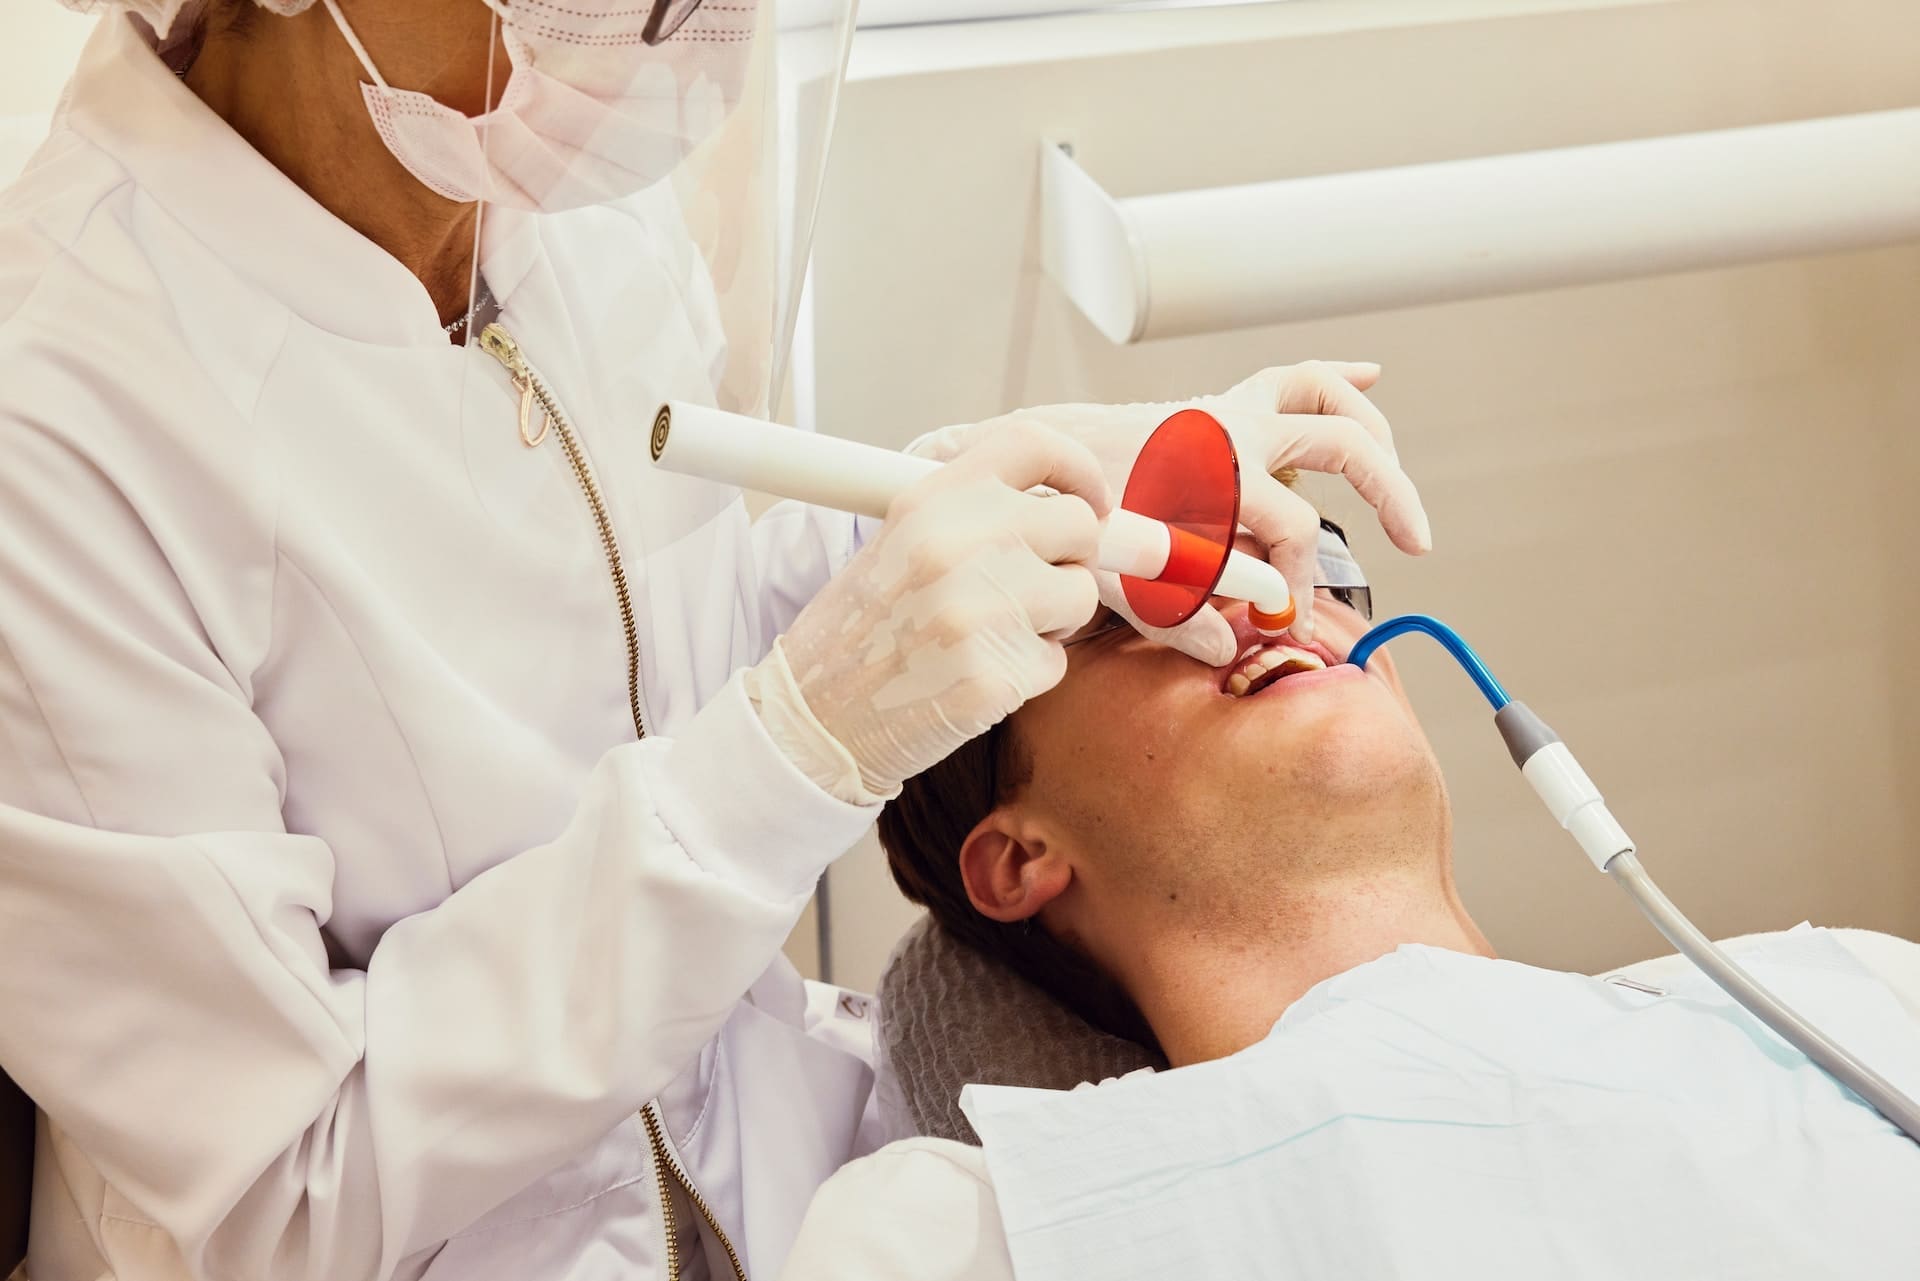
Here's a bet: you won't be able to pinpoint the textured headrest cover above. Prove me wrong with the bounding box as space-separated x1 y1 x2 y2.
875 915 1166 1145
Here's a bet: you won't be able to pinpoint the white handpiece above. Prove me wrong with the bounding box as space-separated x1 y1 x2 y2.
649 400 1290 622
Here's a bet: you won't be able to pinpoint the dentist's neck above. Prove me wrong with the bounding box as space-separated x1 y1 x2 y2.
183 0 495 328
1128 863 1491 1068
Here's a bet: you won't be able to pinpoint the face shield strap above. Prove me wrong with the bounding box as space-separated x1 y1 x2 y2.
446 0 854 413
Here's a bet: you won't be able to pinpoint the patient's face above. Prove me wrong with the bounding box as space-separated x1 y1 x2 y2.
1003 588 1446 945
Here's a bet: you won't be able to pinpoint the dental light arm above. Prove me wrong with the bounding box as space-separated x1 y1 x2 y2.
649 401 1294 633
1348 615 1920 1146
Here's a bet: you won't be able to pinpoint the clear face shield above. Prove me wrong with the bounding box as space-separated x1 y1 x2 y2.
452 0 857 422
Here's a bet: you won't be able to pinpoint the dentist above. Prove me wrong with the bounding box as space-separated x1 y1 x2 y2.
0 2 1429 1278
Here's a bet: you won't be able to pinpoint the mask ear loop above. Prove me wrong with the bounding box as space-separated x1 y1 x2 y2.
317 0 392 89
458 1 504 345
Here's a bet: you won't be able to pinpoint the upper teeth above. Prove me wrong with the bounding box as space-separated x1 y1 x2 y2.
1227 644 1326 696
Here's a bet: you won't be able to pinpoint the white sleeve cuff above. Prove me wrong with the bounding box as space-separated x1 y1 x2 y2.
647 671 883 905
743 639 898 808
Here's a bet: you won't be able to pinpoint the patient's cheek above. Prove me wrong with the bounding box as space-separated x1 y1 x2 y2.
1025 652 1198 799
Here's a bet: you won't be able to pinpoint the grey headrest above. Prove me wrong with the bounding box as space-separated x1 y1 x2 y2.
874 914 1165 1145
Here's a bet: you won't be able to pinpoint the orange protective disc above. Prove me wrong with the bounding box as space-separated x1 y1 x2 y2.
1119 408 1241 629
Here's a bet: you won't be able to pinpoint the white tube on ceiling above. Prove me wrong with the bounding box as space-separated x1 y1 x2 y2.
1040 108 1920 344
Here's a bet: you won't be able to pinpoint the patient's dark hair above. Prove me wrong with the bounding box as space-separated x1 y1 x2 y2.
879 722 1161 1050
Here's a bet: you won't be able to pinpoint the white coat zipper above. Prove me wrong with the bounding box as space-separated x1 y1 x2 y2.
643 1100 750 1281
475 322 747 1281
475 323 646 744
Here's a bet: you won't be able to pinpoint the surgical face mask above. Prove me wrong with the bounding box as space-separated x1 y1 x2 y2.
318 0 759 211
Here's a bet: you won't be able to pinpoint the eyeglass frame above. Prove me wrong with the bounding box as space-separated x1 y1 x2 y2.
644 0 710 44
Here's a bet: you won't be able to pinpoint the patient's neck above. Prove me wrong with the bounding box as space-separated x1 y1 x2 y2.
1129 864 1490 1068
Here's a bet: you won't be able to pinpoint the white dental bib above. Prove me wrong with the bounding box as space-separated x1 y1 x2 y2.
961 927 1920 1281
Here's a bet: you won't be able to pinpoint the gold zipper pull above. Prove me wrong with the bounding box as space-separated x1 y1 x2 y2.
515 376 550 448
477 322 550 447
476 321 524 374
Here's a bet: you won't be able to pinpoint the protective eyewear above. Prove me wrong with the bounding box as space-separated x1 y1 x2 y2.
1311 516 1371 622
1066 518 1371 648
644 0 708 44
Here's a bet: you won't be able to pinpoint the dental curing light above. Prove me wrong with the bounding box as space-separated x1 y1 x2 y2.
651 401 1294 635
1348 614 1920 1146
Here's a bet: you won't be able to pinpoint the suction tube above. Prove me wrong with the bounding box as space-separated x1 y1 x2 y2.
1606 851 1920 1142
1349 614 1920 1146
1346 614 1509 709
650 400 1291 628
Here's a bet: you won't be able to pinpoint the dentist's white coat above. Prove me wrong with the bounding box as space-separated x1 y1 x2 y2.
0 16 883 1281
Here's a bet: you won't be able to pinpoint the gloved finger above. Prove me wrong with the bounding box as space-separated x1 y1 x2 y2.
1097 573 1238 666
1234 470 1324 643
1026 562 1102 638
1007 489 1104 567
954 588 1071 692
903 420 976 464
1216 406 1432 556
1295 363 1397 460
1023 631 1071 700
943 421 1114 519
1235 362 1397 460
1331 360 1383 392
1233 358 1381 401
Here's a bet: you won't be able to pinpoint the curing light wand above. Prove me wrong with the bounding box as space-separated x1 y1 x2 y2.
650 401 1296 637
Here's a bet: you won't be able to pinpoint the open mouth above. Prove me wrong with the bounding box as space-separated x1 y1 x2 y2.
1222 637 1341 697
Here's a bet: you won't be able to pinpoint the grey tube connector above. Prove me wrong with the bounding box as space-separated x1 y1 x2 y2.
1493 700 1560 769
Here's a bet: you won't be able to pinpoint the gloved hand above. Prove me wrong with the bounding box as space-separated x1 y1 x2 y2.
749 422 1108 803
911 361 1428 664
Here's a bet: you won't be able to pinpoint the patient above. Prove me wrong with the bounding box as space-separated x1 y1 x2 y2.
781 536 1920 1281
876 544 1487 1089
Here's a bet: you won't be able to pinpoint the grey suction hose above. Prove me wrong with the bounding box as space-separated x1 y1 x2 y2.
1604 851 1920 1140
1493 700 1920 1145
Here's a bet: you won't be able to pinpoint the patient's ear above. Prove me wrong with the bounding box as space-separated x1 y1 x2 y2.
958 811 1071 924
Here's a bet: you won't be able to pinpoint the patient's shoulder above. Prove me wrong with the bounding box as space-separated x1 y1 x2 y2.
782 1139 1012 1281
1826 929 1920 1017
1606 928 1920 1018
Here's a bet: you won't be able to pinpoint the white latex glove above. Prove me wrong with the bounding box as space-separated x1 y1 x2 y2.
751 422 1108 802
911 361 1428 665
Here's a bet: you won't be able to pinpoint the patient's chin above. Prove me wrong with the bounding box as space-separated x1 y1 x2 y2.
1240 696 1436 801
1307 745 1440 831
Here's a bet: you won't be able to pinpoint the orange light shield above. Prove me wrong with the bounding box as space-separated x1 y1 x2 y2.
1118 408 1241 629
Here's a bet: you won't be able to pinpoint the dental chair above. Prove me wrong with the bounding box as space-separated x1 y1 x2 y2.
875 915 1164 1145
1 1069 30 1278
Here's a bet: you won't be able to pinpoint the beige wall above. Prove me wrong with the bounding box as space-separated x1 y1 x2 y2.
3 5 93 182
4 7 93 116
806 0 1920 990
